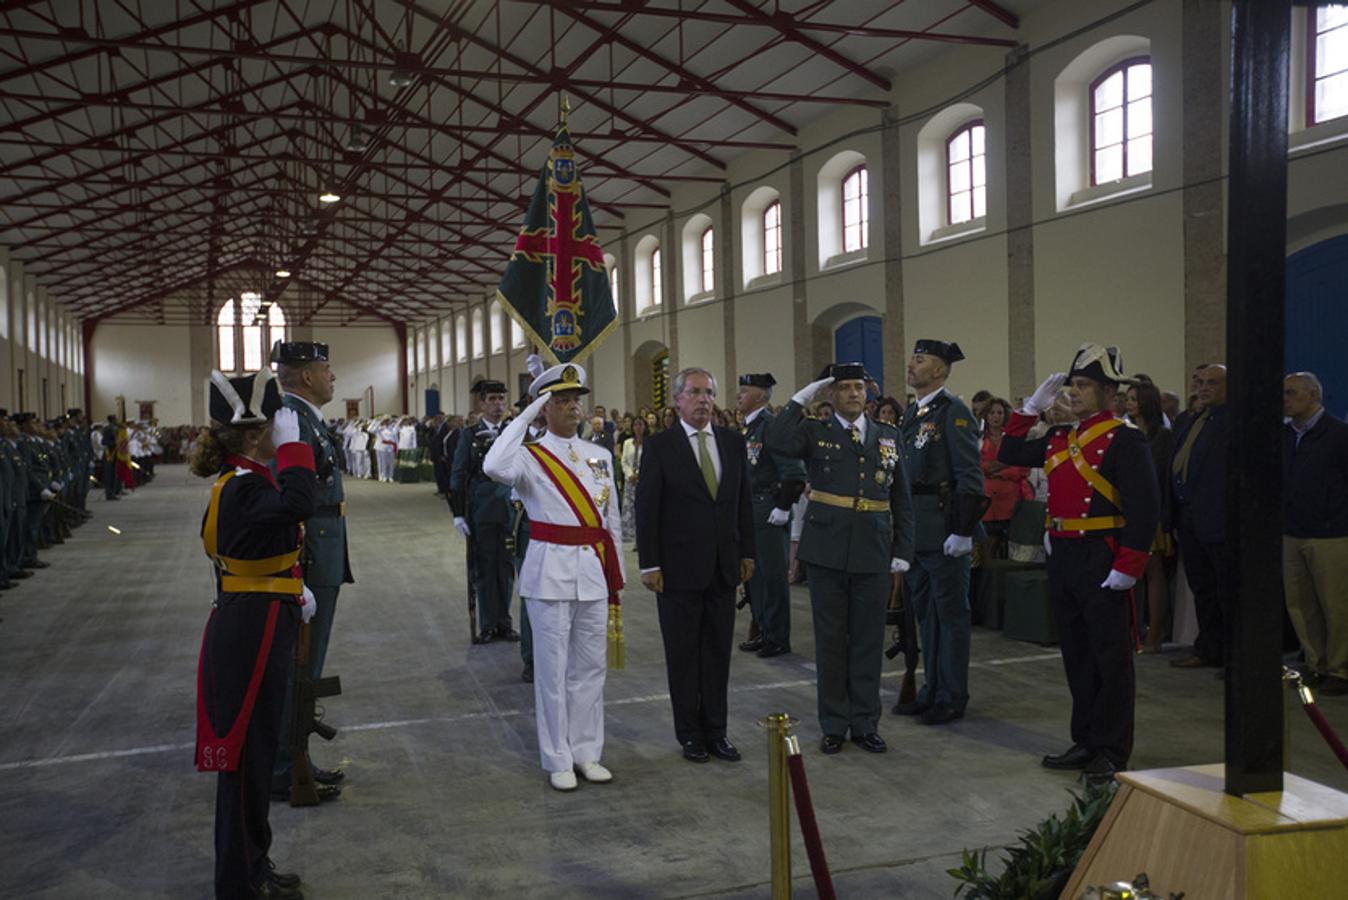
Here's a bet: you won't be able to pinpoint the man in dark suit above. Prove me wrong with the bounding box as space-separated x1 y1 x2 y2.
1168 364 1228 669
637 367 756 764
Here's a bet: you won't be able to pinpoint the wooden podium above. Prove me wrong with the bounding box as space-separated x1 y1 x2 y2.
1062 765 1348 898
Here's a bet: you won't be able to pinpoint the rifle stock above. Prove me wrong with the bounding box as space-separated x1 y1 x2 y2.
289 621 343 807
884 573 920 705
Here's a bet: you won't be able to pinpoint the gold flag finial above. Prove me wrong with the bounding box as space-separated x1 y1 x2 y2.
560 94 570 127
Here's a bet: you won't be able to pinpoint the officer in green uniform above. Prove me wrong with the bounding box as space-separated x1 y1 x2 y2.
17 414 52 569
1 413 30 583
736 373 807 657
0 412 13 590
767 363 915 754
450 379 519 643
896 339 986 725
271 340 352 798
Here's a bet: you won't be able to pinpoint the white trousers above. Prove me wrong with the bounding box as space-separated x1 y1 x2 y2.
355 449 370 479
377 447 395 481
526 597 607 773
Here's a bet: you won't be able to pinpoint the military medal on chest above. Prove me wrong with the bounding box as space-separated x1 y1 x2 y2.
586 457 611 509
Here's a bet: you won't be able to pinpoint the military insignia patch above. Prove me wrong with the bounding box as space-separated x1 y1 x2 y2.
747 441 762 467
955 418 969 427
877 437 898 470
586 457 610 481
913 421 939 450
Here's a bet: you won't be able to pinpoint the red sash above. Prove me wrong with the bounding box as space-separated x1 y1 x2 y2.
195 600 280 772
525 444 624 605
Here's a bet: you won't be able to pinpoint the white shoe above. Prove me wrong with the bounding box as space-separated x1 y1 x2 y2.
574 761 612 783
549 770 578 791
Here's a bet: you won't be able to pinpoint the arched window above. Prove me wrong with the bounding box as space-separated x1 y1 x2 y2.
440 319 452 366
216 295 288 374
1090 57 1152 185
763 201 782 275
841 165 868 253
1310 6 1348 125
454 313 467 362
609 263 620 305
489 300 504 354
510 315 525 349
471 306 484 359
947 120 987 225
651 247 663 305
699 226 715 293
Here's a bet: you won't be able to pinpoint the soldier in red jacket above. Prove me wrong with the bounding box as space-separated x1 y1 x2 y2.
999 344 1159 783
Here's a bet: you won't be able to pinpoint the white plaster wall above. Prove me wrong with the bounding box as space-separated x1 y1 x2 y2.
315 326 400 419
675 301 728 393
733 285 795 380
91 324 194 422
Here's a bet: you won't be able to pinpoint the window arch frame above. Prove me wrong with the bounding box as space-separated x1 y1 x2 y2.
698 225 716 294
215 294 287 375
1308 6 1348 126
841 164 869 253
1087 55 1153 186
762 200 783 276
945 118 987 227
650 246 662 307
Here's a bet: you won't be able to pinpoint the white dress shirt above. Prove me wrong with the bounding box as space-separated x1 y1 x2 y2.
483 411 625 602
680 418 721 482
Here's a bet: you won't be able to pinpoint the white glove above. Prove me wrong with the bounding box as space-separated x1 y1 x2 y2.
300 585 317 623
1024 372 1068 415
890 557 910 574
272 407 301 446
1043 531 1052 557
40 488 54 501
792 376 835 407
943 534 973 557
50 481 62 492
767 507 790 527
453 516 471 538
1101 569 1137 591
526 353 546 379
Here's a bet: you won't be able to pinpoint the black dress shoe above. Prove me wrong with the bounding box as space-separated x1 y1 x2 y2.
266 859 302 889
1042 744 1094 770
919 704 964 725
1082 754 1123 784
709 737 741 762
252 879 303 899
851 733 887 753
29 559 50 569
496 627 521 642
475 631 496 644
738 637 765 653
522 663 534 683
820 734 845 754
681 739 710 763
891 699 931 716
311 766 345 785
269 784 341 803
10 570 32 579
756 642 790 658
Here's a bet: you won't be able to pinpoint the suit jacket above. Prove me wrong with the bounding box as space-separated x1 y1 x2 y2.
635 422 755 593
1167 402 1227 542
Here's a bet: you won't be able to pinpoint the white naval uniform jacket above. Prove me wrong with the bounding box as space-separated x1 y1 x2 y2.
483 408 625 602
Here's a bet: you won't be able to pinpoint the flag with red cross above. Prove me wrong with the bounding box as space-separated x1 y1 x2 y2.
497 126 617 366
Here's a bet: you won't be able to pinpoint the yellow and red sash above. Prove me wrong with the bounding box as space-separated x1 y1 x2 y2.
525 443 625 668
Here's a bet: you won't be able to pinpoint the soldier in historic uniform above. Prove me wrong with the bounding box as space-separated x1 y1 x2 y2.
766 363 915 754
270 340 352 800
736 373 807 657
895 339 986 726
999 344 1159 783
191 368 315 899
451 379 520 643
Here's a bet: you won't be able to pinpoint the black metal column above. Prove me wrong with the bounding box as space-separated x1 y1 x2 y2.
1224 0 1291 797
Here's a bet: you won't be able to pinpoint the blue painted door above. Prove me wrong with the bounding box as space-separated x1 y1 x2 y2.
1286 234 1348 417
425 388 441 417
834 315 884 395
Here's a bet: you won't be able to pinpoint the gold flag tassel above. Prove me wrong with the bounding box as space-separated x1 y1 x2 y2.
607 603 625 670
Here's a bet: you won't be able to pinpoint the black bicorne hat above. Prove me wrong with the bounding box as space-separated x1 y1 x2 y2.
1067 343 1134 386
270 340 330 364
912 339 966 366
738 373 777 389
208 370 283 426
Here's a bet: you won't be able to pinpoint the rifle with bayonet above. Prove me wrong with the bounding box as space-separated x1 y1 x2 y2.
884 573 919 706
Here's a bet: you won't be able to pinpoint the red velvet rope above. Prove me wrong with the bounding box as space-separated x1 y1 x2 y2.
1300 700 1348 772
786 753 837 900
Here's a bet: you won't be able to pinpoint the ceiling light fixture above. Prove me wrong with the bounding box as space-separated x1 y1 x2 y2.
275 269 291 278
319 191 341 204
388 39 417 88
345 126 371 153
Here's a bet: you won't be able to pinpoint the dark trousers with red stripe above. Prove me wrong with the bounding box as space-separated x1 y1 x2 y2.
1047 537 1135 767
204 597 299 899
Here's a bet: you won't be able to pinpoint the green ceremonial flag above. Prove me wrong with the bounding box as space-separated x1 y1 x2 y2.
496 127 617 366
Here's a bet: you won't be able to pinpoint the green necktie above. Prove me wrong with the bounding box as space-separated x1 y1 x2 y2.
698 431 718 499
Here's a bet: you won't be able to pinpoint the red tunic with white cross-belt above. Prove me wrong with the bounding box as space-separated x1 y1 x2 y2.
1000 408 1160 578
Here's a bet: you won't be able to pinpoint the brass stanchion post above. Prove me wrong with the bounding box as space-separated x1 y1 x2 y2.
764 712 793 899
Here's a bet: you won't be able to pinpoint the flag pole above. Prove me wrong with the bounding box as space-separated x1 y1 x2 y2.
560 93 570 127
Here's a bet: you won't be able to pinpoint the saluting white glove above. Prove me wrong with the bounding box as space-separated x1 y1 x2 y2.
40 488 54 501
1101 570 1137 591
943 534 973 557
526 353 546 379
792 376 835 407
1043 531 1053 557
271 407 301 446
891 557 910 574
1024 372 1068 416
767 507 790 527
300 585 317 623
50 481 63 492
453 516 472 538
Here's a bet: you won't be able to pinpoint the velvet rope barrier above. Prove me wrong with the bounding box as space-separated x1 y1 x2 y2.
1286 668 1348 772
785 748 837 900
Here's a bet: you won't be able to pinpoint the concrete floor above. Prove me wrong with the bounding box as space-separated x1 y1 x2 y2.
2 466 1346 899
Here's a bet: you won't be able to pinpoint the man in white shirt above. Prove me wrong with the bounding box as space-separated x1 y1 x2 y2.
483 362 623 791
